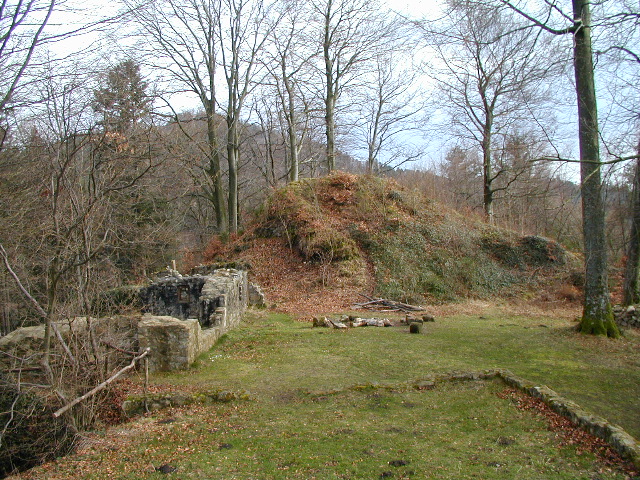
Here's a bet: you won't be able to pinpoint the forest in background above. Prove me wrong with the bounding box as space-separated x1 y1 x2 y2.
0 0 639 465
1 0 638 323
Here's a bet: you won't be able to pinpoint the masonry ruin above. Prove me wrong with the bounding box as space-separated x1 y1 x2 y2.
138 268 263 372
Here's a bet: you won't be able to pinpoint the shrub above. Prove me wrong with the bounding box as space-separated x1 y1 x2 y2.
0 378 76 477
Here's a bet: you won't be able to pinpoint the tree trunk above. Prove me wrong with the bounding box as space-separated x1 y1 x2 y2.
227 119 239 235
623 142 640 305
281 59 299 183
323 0 336 173
482 126 494 223
206 108 228 233
572 0 619 337
325 88 336 172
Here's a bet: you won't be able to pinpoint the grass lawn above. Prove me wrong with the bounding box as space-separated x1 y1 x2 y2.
14 309 640 479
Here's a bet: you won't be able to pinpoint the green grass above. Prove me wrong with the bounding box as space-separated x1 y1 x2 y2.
20 311 640 479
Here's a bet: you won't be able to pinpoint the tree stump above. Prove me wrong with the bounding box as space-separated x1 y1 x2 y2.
409 322 422 334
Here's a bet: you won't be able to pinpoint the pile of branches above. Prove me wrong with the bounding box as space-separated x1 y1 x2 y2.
353 294 425 313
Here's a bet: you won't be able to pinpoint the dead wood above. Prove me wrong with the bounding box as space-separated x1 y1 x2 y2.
53 348 150 418
354 294 425 313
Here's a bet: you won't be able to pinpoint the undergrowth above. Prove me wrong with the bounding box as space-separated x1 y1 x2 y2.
258 172 579 305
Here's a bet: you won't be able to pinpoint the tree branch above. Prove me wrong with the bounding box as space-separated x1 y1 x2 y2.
53 348 150 418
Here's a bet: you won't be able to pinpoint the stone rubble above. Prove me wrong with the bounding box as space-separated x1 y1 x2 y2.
613 304 640 329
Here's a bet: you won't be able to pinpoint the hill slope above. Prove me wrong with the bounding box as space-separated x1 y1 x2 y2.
196 172 581 316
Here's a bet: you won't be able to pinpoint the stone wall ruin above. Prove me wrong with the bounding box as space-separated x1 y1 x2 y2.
0 268 260 375
139 269 254 372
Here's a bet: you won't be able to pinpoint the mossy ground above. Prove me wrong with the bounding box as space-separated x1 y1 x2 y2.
16 310 639 479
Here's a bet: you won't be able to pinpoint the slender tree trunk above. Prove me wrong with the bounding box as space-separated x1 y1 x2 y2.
323 0 336 173
325 88 336 172
227 124 239 234
623 141 640 305
205 108 228 233
482 126 494 223
286 85 299 182
573 0 619 336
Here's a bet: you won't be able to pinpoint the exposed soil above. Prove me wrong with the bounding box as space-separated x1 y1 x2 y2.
204 236 376 319
196 234 582 321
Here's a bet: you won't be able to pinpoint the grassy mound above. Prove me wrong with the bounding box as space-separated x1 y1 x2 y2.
256 172 579 305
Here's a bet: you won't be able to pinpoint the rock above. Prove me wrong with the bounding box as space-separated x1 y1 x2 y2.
156 464 177 474
248 283 266 308
613 303 640 329
313 316 331 328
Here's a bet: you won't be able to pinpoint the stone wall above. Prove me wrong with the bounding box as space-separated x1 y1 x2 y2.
139 269 250 372
0 269 260 374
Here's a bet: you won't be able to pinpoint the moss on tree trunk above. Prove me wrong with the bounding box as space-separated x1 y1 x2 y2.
578 302 620 338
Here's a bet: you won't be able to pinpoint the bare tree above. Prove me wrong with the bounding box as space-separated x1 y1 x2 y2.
623 142 640 305
217 0 277 233
126 0 276 234
353 52 425 174
0 0 55 148
425 0 561 223
0 58 159 422
312 0 394 172
488 0 621 336
125 0 228 232
263 0 316 183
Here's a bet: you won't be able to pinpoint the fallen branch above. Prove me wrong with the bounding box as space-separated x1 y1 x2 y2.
53 348 150 418
354 294 425 312
51 323 76 365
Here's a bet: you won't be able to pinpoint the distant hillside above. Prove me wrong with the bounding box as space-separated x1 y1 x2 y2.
195 172 582 313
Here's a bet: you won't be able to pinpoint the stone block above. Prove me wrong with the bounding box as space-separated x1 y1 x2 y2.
138 315 201 372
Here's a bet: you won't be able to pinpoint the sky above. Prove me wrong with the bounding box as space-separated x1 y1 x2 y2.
42 0 627 179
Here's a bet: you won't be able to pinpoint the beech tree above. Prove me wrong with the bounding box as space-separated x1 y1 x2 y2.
125 0 228 232
492 0 621 336
354 52 424 174
312 0 394 172
218 0 276 233
426 0 560 223
126 0 276 234
263 0 316 183
623 148 640 305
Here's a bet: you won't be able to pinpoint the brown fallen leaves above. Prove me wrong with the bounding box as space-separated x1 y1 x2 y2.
497 388 639 478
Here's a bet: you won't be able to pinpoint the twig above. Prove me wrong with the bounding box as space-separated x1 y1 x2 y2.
101 341 138 357
53 348 150 418
3 367 43 373
51 323 76 365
